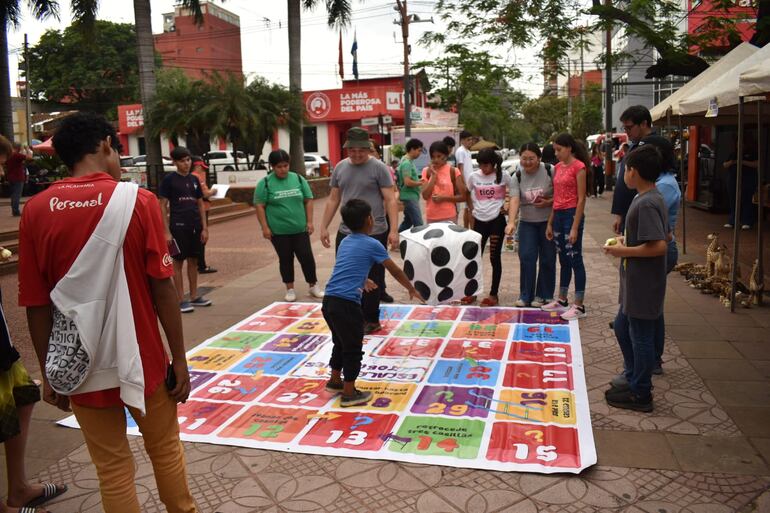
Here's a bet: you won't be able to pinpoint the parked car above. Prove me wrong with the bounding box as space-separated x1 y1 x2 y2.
122 155 176 173
205 150 250 171
502 156 521 175
304 154 330 177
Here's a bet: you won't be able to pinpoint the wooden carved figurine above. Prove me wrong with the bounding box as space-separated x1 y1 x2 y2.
706 233 720 277
749 259 764 306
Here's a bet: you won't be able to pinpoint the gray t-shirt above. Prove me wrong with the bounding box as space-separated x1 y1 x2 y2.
619 188 668 320
509 163 554 223
331 157 393 235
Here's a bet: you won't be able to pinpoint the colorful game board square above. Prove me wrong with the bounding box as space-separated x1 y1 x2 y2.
188 371 217 391
207 332 274 351
219 405 317 443
387 416 484 459
512 325 571 343
259 378 336 408
230 352 306 376
290 344 333 379
394 320 453 338
262 334 329 353
427 359 500 387
376 337 443 358
237 316 296 332
300 411 399 451
460 307 522 324
287 318 330 335
191 374 278 403
508 341 573 364
486 422 580 468
519 309 569 325
452 322 510 340
176 400 245 435
261 302 320 318
494 389 576 425
329 382 416 411
408 306 461 321
503 363 573 390
187 348 247 371
441 339 506 360
363 320 400 337
358 356 433 383
410 385 493 419
379 305 413 320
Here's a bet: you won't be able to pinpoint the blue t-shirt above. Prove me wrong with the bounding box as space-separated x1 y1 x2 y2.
655 172 681 241
325 233 390 303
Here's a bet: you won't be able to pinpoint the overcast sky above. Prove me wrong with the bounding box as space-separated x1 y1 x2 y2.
7 0 551 98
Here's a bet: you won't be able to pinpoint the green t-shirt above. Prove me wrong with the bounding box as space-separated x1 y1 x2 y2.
397 158 421 201
254 172 313 235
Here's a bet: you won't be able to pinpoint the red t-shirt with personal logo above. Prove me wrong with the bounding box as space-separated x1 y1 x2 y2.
18 173 174 408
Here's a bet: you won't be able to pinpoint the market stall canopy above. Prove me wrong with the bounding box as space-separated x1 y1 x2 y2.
739 52 770 97
31 138 55 155
650 42 759 123
679 44 770 120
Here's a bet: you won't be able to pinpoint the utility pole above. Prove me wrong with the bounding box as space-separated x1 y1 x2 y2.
23 34 32 145
603 0 613 191
396 0 411 137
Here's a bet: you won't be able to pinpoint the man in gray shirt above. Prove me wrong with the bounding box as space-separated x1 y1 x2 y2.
320 127 399 333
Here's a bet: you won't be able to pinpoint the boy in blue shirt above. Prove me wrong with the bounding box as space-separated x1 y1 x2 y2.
323 199 423 407
603 145 668 412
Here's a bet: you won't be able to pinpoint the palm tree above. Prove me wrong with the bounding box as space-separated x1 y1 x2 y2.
148 68 209 155
0 0 60 138
287 0 352 175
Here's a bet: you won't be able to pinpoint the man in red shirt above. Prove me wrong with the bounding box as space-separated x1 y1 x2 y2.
2 142 32 216
18 112 197 513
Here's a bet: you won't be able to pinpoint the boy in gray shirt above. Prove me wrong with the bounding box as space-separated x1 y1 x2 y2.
603 145 668 413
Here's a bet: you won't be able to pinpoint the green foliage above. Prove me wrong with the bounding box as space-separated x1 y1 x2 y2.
390 144 405 159
23 20 145 118
520 83 603 145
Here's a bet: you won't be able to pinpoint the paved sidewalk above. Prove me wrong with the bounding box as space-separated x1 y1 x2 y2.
3 194 770 512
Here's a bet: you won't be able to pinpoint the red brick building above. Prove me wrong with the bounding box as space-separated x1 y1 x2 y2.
154 1 243 79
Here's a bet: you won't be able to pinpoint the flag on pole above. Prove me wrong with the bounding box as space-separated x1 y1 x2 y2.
351 31 359 80
338 31 344 80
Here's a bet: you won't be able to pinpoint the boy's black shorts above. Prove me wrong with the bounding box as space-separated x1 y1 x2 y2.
322 295 365 381
170 227 201 261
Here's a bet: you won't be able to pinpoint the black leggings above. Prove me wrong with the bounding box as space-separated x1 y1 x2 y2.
593 165 605 196
322 295 364 382
270 232 318 285
473 214 506 296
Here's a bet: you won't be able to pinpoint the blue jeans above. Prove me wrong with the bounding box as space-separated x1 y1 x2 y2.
518 221 556 302
552 208 586 302
9 181 23 215
653 241 678 363
614 308 656 399
398 199 423 232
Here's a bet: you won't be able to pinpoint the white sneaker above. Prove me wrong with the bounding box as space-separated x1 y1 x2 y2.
309 284 325 298
513 299 530 307
561 304 587 320
285 289 297 302
724 223 733 228
541 299 568 312
531 297 545 308
741 224 751 230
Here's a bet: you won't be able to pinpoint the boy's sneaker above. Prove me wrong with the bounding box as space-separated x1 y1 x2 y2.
605 388 653 413
309 284 325 299
325 380 344 394
285 289 297 302
514 299 530 308
608 373 629 391
180 301 194 313
340 389 373 407
541 299 568 311
190 296 212 307
531 297 546 308
364 322 382 335
560 304 586 320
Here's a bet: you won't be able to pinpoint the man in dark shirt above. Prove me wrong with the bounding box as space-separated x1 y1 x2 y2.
611 105 675 234
159 146 211 313
2 142 33 216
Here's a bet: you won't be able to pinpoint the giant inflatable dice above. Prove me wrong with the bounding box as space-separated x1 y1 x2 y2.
399 222 483 305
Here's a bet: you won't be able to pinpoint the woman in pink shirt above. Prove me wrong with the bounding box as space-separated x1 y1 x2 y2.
421 140 466 223
543 133 590 321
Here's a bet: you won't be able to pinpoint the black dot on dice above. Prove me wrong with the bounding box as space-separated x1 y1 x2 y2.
435 268 454 287
410 224 429 233
431 246 450 266
465 279 478 296
399 240 408 259
449 224 466 233
423 228 444 240
462 241 479 259
465 260 478 279
404 260 415 280
438 287 454 302
414 281 431 301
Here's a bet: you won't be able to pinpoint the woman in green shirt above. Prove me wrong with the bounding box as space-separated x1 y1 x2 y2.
255 150 324 302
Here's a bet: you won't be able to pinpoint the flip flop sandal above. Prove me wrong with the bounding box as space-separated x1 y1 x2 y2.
460 295 477 305
480 297 499 307
24 483 67 508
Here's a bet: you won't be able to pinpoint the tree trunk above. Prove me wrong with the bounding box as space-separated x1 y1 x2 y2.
287 0 305 176
0 15 15 139
134 0 164 190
